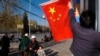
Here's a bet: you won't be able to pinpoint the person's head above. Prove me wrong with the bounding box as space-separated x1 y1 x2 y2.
3 33 8 38
38 45 43 50
30 35 36 42
80 10 95 29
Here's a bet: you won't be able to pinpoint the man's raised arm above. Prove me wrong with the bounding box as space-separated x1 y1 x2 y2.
68 1 77 27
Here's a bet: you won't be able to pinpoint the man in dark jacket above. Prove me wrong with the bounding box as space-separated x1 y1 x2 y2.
68 1 100 56
1 33 10 56
28 35 39 56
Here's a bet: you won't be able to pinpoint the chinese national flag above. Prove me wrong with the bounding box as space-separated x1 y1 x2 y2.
58 0 69 4
41 0 73 42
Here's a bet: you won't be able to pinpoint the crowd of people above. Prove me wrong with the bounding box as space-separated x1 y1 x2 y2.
19 33 46 56
0 33 47 56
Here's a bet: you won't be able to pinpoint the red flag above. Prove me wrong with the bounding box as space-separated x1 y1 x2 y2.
58 0 69 5
41 0 73 42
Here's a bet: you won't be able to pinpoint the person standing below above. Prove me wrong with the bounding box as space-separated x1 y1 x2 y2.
68 1 100 56
42 34 49 42
1 33 10 56
19 33 30 56
10 33 15 42
37 45 46 56
28 35 39 56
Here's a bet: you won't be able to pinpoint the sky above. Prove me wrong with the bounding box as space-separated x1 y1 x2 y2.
20 0 80 27
21 0 50 27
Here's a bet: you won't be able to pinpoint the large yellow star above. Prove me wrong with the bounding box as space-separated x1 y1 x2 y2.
49 7 56 15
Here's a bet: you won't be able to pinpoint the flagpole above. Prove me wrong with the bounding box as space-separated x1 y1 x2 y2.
29 0 31 37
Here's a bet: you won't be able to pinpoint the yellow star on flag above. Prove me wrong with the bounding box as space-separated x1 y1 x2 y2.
49 7 56 15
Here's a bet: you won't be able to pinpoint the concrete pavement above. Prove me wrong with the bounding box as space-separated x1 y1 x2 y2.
44 39 73 56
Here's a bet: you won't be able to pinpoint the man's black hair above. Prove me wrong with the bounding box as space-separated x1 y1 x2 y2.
80 10 95 29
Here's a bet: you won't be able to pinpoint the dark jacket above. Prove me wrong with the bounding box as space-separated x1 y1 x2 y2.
27 40 39 52
19 36 30 51
1 35 10 56
69 9 100 56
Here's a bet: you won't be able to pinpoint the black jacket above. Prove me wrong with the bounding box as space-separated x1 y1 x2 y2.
27 40 39 52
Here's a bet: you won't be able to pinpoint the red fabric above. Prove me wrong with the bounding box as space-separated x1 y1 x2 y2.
58 0 70 5
41 0 73 42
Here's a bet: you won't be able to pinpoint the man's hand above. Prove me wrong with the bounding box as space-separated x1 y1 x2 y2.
68 1 73 9
29 48 32 51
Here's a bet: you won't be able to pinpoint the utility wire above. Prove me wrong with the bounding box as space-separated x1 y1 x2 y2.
25 0 41 10
4 0 44 19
